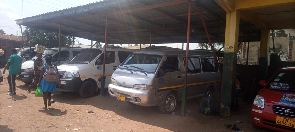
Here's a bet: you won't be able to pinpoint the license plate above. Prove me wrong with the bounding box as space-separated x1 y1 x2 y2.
276 116 295 128
60 81 66 84
117 94 125 101
24 75 29 77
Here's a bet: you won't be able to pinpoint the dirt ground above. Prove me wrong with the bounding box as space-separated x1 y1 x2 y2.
0 71 269 132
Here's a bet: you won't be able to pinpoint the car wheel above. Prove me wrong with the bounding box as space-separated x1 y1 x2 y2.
159 92 177 114
205 86 215 97
79 81 95 98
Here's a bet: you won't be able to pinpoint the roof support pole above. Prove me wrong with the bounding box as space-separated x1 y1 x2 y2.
58 21 61 65
150 29 152 47
197 6 220 72
181 0 191 117
19 25 24 49
259 29 269 80
101 15 108 96
221 10 240 116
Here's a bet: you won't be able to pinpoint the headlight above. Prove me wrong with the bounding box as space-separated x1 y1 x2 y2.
133 84 153 90
25 68 34 73
111 78 117 86
253 95 264 108
63 71 79 78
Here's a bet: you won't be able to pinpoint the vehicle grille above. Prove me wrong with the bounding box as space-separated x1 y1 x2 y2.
58 71 66 78
273 105 295 117
263 119 295 131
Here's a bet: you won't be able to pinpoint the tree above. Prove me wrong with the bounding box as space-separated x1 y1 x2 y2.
0 29 6 35
23 28 74 48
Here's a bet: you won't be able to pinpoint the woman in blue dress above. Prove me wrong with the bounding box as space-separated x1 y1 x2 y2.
38 56 60 110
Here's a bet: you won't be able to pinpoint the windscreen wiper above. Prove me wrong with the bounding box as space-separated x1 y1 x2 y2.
123 65 133 74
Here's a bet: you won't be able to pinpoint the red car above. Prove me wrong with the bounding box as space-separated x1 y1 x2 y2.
251 67 295 132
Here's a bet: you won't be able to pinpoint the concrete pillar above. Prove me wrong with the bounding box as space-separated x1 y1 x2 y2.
259 29 269 80
221 10 240 112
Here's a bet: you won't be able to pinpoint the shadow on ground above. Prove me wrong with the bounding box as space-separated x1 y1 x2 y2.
38 108 68 116
51 92 268 132
0 125 13 132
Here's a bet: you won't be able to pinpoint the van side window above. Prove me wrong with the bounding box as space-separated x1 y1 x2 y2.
201 58 217 72
53 51 70 61
99 51 115 64
161 56 179 72
184 57 201 73
118 51 132 63
72 51 81 58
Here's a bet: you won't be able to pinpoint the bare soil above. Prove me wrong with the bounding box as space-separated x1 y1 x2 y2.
0 71 269 132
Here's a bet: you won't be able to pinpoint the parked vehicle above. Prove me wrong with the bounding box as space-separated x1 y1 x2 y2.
251 67 295 132
56 47 135 98
17 47 36 63
108 50 221 113
18 47 83 84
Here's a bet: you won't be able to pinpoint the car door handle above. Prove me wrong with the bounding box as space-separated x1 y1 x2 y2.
178 76 181 78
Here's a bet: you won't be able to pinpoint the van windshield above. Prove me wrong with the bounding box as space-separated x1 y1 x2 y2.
69 49 101 64
119 54 162 73
267 70 295 92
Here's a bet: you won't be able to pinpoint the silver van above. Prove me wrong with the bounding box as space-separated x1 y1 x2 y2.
108 50 221 113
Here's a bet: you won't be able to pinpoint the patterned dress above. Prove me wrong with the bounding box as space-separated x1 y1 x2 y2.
29 58 43 87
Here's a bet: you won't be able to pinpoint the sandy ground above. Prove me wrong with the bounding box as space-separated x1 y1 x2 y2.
0 71 269 132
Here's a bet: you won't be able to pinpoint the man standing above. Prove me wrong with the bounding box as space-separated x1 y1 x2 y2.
3 48 22 95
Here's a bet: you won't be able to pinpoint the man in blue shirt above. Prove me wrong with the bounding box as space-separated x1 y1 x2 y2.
3 48 22 95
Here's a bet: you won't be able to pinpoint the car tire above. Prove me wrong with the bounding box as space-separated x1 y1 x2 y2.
79 81 95 98
159 92 177 114
205 86 215 97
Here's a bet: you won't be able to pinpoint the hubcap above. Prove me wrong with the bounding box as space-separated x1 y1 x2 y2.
164 95 176 112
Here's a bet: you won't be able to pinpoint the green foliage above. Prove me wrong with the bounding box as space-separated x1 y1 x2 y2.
23 28 74 48
0 29 6 35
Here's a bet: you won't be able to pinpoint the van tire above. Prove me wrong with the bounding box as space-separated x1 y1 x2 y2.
79 81 95 98
159 92 177 114
205 86 215 97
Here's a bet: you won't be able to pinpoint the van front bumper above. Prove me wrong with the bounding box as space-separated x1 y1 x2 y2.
18 72 34 83
108 84 156 107
56 77 82 92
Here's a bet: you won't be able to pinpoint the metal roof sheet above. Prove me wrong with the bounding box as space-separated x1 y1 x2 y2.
16 0 261 44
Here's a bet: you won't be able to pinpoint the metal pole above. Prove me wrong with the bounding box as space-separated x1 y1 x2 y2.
58 21 61 65
181 0 191 117
150 29 152 47
19 25 24 49
29 28 32 59
101 15 108 96
140 44 142 49
91 40 93 49
182 43 184 50
197 6 221 72
271 30 275 53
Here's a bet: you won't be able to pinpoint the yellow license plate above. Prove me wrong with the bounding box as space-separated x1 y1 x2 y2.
117 94 125 101
276 116 295 128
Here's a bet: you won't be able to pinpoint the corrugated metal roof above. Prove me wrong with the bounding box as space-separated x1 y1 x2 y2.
16 0 261 44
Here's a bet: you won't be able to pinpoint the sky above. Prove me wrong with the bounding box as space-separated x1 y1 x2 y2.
0 0 102 45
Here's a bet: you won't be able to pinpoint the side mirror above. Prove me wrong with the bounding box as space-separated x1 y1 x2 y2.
259 80 266 87
95 59 102 65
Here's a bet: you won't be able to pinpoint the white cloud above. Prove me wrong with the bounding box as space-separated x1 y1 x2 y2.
0 1 22 35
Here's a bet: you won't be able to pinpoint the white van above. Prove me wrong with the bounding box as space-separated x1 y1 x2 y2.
108 50 221 113
19 47 84 84
56 47 136 98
